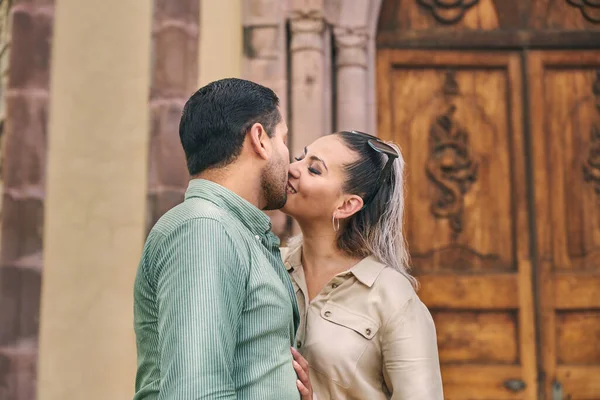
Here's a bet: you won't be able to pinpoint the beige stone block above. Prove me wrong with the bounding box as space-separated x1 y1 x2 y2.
199 0 242 86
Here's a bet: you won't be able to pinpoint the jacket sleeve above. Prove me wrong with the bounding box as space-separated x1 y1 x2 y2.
382 296 444 400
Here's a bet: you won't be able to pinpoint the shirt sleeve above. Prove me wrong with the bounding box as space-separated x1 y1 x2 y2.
155 218 247 400
382 296 444 400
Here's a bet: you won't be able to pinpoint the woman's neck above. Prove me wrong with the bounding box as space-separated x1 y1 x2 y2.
299 223 360 277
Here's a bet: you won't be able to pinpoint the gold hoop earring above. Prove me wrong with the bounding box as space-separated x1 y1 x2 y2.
332 213 340 232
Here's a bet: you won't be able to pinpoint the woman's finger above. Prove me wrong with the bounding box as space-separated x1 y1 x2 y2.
293 360 309 383
291 347 310 371
296 379 310 396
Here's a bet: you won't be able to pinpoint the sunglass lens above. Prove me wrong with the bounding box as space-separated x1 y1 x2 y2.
368 140 398 157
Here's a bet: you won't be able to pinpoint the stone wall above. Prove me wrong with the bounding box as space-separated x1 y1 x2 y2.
0 0 54 398
0 0 11 256
146 0 199 231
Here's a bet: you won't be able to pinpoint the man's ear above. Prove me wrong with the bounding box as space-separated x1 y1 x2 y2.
248 122 271 161
335 195 364 220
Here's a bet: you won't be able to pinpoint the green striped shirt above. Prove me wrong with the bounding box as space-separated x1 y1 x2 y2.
133 179 300 400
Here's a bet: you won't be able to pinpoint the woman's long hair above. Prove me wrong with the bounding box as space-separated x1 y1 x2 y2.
288 131 417 289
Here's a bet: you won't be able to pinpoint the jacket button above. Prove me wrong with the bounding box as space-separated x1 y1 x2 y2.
296 341 302 348
365 328 372 336
324 311 331 317
331 283 339 289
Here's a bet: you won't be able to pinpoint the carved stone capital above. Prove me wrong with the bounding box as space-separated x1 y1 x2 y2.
243 25 281 60
289 10 326 53
242 0 287 60
333 26 369 68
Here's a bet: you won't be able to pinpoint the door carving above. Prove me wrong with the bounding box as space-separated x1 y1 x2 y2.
426 71 479 236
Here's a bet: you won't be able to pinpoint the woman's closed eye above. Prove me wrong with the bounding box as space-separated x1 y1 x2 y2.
295 152 323 175
308 166 321 175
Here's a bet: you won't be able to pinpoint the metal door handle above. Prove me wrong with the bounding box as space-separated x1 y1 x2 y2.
504 379 526 392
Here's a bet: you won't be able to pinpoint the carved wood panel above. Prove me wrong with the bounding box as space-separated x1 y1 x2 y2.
529 0 600 29
377 0 600 49
582 70 600 197
416 0 480 25
426 71 478 237
529 51 600 400
567 0 600 24
378 0 504 32
377 50 536 399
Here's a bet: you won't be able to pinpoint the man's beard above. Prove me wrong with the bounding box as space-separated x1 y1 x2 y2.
261 157 288 211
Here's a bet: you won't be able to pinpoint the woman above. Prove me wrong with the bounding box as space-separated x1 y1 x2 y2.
283 131 444 399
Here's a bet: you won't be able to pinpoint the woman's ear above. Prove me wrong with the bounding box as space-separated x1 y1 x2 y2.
335 195 364 220
248 122 271 160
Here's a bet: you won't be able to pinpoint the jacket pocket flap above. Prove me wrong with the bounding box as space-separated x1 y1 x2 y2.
320 303 379 339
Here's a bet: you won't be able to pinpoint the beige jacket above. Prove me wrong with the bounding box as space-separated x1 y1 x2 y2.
282 246 444 400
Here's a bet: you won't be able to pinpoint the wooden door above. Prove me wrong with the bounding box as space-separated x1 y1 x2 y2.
528 51 600 400
377 50 537 399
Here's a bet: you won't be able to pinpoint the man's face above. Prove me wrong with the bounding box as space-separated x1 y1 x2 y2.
261 117 290 210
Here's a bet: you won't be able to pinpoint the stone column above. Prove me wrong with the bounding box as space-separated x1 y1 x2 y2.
147 0 199 230
37 0 152 399
333 26 369 132
0 1 54 399
242 0 290 237
290 6 328 155
289 3 329 235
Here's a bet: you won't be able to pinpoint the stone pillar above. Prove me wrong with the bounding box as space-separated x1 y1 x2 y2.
37 0 151 399
147 0 199 230
242 0 290 237
289 4 328 157
289 2 329 235
333 26 369 132
0 0 54 398
289 1 330 235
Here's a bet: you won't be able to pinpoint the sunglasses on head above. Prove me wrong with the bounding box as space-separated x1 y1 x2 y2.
342 130 399 207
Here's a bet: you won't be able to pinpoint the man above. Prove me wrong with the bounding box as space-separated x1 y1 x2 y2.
133 78 311 399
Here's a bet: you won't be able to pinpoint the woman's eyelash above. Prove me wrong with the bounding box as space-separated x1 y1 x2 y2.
295 155 320 174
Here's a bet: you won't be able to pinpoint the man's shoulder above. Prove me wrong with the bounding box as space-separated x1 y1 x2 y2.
152 197 229 233
140 199 252 279
143 198 250 259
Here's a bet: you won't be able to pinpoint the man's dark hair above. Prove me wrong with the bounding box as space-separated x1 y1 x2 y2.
179 78 281 175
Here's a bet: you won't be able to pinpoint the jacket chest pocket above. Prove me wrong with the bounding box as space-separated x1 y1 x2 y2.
304 302 380 389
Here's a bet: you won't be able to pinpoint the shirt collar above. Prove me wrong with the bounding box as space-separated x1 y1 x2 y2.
283 245 302 272
349 256 387 287
283 245 386 288
184 179 272 236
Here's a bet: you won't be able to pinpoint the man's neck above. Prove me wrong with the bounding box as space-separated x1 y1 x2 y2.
195 167 264 209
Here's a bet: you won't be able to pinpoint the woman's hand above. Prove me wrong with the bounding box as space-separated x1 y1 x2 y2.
291 347 314 400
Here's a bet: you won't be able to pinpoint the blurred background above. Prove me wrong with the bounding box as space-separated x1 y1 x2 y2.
0 0 599 399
